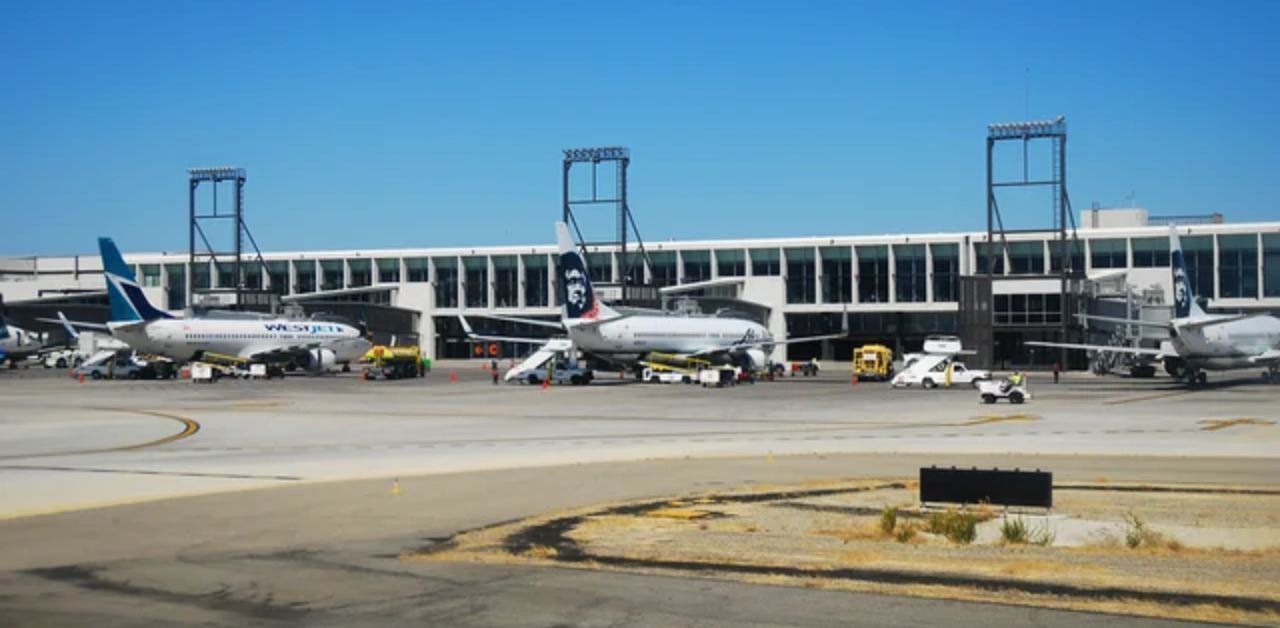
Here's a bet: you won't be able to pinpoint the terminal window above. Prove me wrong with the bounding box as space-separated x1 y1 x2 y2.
716 249 746 277
1131 237 1170 267
320 260 343 291
649 252 678 287
931 243 959 302
975 242 1005 275
433 257 458 308
893 244 926 302
1218 234 1258 299
1049 239 1085 274
682 250 711 283
1089 239 1127 269
293 262 315 294
750 248 781 276
856 245 889 303
268 261 288 295
785 247 817 304
820 246 853 303
523 254 549 307
348 259 371 288
377 258 401 283
1265 234 1280 298
493 255 519 308
405 258 428 282
1008 241 1045 275
463 256 488 308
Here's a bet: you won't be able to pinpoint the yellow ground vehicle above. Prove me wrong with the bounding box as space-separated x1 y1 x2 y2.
852 344 894 381
361 345 423 380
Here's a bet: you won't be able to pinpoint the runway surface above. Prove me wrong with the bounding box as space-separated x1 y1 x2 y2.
1 364 1277 626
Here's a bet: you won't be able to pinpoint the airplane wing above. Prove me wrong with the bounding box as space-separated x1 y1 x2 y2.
458 316 561 345
1075 314 1170 329
1024 340 1165 356
691 332 847 356
39 317 111 333
465 313 565 330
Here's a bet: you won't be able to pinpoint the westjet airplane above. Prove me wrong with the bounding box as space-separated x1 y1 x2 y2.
67 238 370 372
462 222 844 371
1028 226 1280 385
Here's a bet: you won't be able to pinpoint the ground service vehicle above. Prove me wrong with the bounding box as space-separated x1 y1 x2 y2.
524 361 592 385
978 380 1031 404
891 356 990 388
852 345 894 381
361 345 423 380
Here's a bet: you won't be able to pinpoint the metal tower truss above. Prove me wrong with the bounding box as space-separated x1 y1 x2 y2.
188 166 272 309
985 117 1085 365
562 146 653 305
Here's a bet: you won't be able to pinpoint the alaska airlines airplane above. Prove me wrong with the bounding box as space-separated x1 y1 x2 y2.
462 222 843 370
1028 226 1280 385
72 237 370 372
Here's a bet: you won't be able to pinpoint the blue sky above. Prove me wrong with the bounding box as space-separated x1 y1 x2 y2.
1 1 1276 256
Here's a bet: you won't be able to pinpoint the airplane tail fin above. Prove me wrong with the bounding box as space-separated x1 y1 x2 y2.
99 237 172 323
555 222 619 324
1168 227 1207 320
0 308 9 340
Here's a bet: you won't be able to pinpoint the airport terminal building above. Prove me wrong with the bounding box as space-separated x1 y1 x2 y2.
3 209 1278 367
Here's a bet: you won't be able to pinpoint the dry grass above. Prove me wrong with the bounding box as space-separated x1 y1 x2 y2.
812 522 886 544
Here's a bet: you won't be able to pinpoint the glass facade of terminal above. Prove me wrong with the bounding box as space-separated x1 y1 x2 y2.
144 228 1276 318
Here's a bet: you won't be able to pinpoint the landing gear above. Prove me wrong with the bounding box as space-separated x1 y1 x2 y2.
1264 366 1279 384
1185 370 1207 386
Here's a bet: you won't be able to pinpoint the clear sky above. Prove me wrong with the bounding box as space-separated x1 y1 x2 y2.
1 0 1276 256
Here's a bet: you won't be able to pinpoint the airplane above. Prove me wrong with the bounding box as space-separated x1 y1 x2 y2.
0 309 53 368
58 237 371 373
460 222 846 374
1027 226 1280 385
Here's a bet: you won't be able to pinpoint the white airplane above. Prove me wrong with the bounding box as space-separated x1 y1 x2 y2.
0 311 50 367
1027 226 1280 385
61 237 371 372
461 222 844 372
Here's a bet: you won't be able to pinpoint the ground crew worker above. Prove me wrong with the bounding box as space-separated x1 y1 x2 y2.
1052 362 1061 384
490 359 499 384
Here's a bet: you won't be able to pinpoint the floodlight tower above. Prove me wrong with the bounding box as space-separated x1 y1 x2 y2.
188 166 270 309
562 147 652 304
985 116 1083 367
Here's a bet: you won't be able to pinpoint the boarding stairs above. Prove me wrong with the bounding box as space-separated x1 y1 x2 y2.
504 338 574 382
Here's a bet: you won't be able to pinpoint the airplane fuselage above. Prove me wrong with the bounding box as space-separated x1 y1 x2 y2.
568 315 774 362
109 318 368 365
1173 315 1280 370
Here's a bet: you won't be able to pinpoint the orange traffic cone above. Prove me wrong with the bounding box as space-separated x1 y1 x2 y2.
78 373 85 384
541 378 549 390
449 371 458 383
851 374 858 386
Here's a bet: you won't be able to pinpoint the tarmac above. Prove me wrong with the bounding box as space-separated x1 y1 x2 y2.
0 362 1277 626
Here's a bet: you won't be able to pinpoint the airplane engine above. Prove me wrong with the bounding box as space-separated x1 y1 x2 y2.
302 348 337 373
745 348 768 371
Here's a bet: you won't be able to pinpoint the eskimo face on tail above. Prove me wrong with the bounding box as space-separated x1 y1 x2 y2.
559 250 599 320
1171 250 1192 319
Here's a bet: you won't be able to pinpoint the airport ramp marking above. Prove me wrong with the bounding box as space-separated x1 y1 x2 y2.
1102 391 1191 405
0 409 200 461
0 464 300 481
963 414 1040 426
1197 418 1276 432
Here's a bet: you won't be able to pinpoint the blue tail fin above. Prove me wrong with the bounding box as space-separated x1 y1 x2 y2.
1168 227 1207 320
555 222 619 324
99 237 171 322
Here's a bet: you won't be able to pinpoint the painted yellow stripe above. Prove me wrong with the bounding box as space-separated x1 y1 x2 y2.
0 409 200 460
1103 391 1190 405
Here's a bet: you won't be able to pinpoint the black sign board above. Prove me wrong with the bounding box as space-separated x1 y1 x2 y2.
920 466 1053 508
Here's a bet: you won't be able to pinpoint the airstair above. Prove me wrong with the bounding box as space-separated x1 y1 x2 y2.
504 338 574 382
